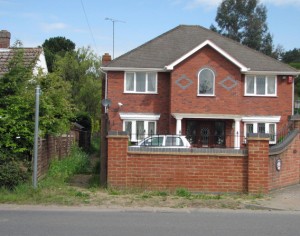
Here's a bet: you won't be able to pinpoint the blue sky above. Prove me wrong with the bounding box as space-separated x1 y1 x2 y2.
1 0 300 58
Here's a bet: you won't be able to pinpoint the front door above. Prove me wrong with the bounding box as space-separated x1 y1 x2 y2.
186 120 225 148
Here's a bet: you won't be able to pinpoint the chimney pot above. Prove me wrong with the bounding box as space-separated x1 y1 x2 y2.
0 30 11 48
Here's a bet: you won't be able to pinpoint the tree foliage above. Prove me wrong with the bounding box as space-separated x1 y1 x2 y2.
52 47 102 131
0 47 74 160
210 0 276 57
42 36 76 72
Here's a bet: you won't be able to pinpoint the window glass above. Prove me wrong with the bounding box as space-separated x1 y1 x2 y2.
267 76 276 94
143 137 163 146
199 68 214 95
269 124 275 142
136 121 144 140
246 76 254 94
136 72 146 92
166 137 183 146
126 73 134 91
246 124 254 134
125 121 132 139
258 123 265 133
256 76 266 95
148 122 155 136
147 73 156 92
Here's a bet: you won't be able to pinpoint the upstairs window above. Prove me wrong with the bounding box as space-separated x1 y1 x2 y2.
245 75 276 96
198 68 215 96
125 72 157 93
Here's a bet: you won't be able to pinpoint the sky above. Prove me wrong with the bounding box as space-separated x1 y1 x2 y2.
1 0 300 58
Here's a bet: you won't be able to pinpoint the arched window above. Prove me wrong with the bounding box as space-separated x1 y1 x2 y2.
198 68 215 96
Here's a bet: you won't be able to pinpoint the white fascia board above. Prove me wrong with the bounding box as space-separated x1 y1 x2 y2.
242 116 281 123
119 112 160 120
244 70 300 76
165 40 249 72
172 113 242 120
33 50 48 76
100 67 165 72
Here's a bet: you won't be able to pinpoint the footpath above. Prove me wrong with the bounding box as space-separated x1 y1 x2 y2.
251 184 300 211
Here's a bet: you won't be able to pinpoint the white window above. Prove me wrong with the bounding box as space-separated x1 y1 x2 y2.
123 120 157 142
245 75 277 96
120 113 160 142
198 68 215 96
244 123 277 144
124 72 157 93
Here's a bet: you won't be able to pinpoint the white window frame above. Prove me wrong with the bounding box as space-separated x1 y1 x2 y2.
124 72 157 94
242 116 280 144
244 75 277 96
197 68 215 96
120 113 160 142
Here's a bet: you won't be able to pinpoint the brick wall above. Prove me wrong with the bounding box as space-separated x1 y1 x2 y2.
107 127 300 194
106 46 294 134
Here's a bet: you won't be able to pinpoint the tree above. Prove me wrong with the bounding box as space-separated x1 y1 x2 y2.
210 0 275 57
42 37 76 72
281 48 300 64
52 47 102 131
0 46 75 160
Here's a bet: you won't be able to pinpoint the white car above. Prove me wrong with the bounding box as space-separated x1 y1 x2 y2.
133 135 191 148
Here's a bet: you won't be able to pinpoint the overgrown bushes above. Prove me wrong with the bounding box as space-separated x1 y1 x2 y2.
0 156 30 190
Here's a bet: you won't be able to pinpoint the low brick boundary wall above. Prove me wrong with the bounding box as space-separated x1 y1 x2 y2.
107 128 300 194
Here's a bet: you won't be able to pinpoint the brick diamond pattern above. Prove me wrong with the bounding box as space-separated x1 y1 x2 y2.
219 76 237 91
175 75 193 90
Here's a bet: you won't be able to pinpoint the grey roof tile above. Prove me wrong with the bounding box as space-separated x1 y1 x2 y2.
104 25 298 73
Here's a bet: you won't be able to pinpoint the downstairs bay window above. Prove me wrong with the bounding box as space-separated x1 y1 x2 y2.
244 123 276 144
120 113 160 142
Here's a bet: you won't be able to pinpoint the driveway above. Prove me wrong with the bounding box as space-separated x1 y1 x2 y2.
252 184 300 211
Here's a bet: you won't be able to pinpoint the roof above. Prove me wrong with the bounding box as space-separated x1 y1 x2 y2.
0 47 44 77
103 25 299 74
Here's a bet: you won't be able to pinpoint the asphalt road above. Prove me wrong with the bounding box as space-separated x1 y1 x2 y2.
1 207 300 236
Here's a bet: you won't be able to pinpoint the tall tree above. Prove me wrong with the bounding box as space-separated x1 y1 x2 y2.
210 0 275 57
53 47 102 131
42 37 75 72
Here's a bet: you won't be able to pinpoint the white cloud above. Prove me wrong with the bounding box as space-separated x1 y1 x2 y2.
184 0 300 9
41 22 68 32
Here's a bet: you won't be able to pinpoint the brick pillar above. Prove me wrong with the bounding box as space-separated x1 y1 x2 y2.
292 115 300 130
107 131 128 188
247 134 270 194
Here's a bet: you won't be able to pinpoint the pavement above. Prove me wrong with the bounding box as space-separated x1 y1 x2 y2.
250 184 300 211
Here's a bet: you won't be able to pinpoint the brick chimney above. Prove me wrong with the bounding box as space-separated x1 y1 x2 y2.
102 53 112 66
0 30 11 48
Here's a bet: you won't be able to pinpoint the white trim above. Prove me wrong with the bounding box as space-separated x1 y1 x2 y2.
119 112 160 121
242 116 281 123
165 40 249 72
172 113 242 120
197 67 215 96
244 75 277 96
101 67 165 72
244 71 300 76
124 71 158 93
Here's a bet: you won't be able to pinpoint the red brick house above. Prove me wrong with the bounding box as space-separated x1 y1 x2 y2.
101 25 300 149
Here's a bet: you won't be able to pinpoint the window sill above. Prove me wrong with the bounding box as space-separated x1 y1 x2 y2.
124 92 158 95
244 95 278 97
197 94 215 97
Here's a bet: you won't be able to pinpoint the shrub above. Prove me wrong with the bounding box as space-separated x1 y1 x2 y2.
0 158 30 190
47 145 90 182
